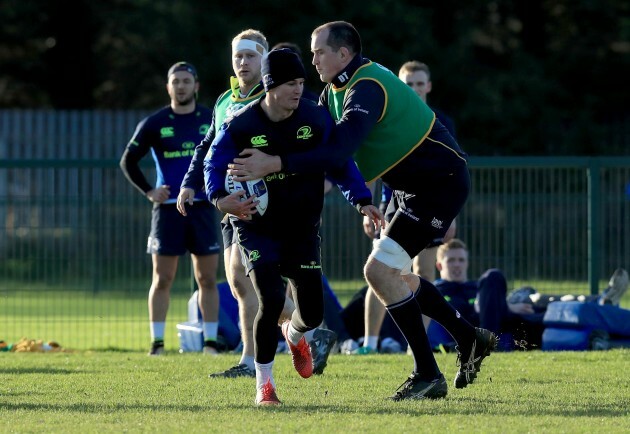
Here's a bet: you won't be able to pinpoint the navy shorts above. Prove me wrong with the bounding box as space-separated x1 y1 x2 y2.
220 213 235 250
147 202 220 256
233 224 322 276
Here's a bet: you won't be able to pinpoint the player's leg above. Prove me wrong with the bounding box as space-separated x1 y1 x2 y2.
228 244 258 370
146 204 184 355
192 253 220 354
351 287 385 354
413 245 438 331
209 217 257 377
249 263 286 404
148 254 178 355
187 202 222 355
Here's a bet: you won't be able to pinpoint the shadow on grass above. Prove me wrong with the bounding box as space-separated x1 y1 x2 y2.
0 367 83 374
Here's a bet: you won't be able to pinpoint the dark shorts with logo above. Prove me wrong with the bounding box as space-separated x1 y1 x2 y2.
220 213 235 249
233 223 322 276
382 165 470 258
147 202 220 256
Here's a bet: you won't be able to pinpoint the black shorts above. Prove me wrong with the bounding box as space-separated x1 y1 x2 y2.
234 224 322 276
147 202 220 256
220 213 235 250
383 165 470 259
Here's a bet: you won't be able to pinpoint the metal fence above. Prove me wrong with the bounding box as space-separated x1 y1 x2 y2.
1 110 629 351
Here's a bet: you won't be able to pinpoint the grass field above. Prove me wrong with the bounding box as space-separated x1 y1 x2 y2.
1 349 629 433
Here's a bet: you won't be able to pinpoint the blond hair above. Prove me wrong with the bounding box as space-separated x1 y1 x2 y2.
232 29 269 51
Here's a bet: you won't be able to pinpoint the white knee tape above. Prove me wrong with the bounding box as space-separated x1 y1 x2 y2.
370 236 413 274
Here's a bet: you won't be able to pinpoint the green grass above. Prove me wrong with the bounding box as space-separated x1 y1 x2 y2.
1 282 629 352
1 350 629 433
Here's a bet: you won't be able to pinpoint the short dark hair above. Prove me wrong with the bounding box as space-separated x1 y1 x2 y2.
313 21 361 55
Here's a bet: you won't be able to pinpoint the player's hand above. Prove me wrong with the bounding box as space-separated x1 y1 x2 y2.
217 190 259 221
176 188 195 216
360 205 385 238
146 185 170 203
362 215 376 239
228 148 281 181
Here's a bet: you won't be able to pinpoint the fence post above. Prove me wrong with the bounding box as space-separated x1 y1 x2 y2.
587 159 600 295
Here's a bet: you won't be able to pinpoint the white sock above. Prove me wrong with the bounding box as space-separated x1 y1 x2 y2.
255 360 275 390
365 336 379 350
240 355 255 371
303 328 316 343
203 322 219 341
287 322 304 346
150 322 165 342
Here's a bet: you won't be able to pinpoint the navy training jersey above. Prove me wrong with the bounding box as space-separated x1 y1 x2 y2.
204 97 371 230
122 105 212 203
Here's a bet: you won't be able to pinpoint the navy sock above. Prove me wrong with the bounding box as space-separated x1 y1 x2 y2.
415 277 476 353
387 292 440 381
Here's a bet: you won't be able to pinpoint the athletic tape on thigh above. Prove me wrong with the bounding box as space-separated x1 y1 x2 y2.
369 236 413 274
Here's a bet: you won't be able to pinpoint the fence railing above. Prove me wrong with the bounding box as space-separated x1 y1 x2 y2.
1 110 628 350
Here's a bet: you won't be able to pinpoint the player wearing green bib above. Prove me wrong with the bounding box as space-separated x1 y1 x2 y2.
228 21 498 401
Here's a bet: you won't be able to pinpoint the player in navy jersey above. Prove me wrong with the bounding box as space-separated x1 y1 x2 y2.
120 62 221 356
176 30 339 379
204 49 383 406
227 21 497 400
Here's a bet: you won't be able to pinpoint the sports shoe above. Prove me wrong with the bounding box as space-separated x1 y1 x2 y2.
454 328 497 389
389 373 447 401
281 321 313 379
203 340 219 356
255 379 281 406
209 363 255 378
148 340 164 356
340 338 359 354
310 328 338 375
600 268 629 306
350 346 377 355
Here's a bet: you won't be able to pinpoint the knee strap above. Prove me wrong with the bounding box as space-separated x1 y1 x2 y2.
369 236 413 275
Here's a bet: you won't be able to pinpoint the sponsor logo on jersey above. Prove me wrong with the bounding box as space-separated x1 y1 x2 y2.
199 124 210 135
182 141 195 149
337 71 350 83
296 126 313 140
249 250 261 262
300 261 322 270
349 104 369 115
431 217 444 230
250 135 268 147
160 127 175 138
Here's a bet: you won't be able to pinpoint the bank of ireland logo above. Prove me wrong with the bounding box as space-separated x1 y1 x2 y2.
250 135 268 147
182 141 195 149
249 250 261 262
297 126 313 140
160 127 175 138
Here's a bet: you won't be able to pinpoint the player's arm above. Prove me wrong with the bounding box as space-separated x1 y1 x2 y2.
229 81 384 179
203 126 257 220
119 118 165 201
328 159 385 232
177 100 220 215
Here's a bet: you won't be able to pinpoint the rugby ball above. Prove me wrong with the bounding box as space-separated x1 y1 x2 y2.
224 174 269 216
